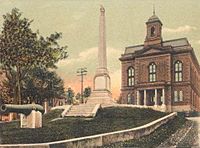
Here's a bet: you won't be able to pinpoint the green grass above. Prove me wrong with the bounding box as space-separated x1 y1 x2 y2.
42 109 64 124
0 107 167 144
102 114 187 148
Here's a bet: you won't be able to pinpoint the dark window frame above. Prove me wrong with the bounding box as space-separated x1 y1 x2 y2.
149 62 156 82
150 26 156 37
174 60 183 82
127 93 131 104
127 67 135 86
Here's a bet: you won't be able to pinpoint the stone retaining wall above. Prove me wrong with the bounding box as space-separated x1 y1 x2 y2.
0 112 177 148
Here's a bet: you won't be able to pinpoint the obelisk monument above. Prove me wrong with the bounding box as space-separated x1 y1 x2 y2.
64 6 115 117
87 5 114 106
94 5 110 91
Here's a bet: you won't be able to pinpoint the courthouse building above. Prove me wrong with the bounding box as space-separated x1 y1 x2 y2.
119 12 200 112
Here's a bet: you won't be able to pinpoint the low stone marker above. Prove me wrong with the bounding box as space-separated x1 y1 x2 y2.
0 103 44 128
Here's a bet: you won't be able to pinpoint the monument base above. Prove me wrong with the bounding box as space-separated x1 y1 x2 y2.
86 90 116 107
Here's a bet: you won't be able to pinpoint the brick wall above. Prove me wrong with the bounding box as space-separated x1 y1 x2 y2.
136 54 171 84
120 48 200 112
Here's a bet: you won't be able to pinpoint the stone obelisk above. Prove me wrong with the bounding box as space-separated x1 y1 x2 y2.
94 5 110 91
98 5 107 74
87 5 114 106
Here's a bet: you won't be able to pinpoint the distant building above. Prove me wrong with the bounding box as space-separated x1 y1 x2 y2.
119 12 200 112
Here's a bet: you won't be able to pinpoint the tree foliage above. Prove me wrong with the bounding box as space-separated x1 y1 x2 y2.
66 87 74 104
83 87 91 98
22 67 65 105
0 72 13 103
0 8 68 104
75 92 81 100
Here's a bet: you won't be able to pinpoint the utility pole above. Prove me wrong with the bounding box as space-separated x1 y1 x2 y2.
77 68 87 103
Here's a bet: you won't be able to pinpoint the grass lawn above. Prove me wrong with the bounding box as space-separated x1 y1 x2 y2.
102 113 187 148
0 107 167 144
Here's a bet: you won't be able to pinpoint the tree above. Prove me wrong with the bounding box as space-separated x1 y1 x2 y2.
0 8 68 104
75 92 81 100
66 87 74 104
83 87 91 98
0 71 13 103
83 87 91 103
21 67 65 105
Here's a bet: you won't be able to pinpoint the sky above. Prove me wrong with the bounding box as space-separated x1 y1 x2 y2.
0 0 200 99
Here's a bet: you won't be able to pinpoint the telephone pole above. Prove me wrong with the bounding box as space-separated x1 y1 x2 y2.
77 68 87 103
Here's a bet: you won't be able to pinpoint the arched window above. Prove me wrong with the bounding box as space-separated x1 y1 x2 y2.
151 26 155 37
174 61 183 82
127 94 131 104
149 63 156 82
127 67 134 86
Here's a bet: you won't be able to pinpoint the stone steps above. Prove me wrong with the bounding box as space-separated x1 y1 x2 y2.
64 94 116 117
65 104 99 117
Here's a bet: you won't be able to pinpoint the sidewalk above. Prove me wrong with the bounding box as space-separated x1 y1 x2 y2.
158 118 199 148
187 117 200 146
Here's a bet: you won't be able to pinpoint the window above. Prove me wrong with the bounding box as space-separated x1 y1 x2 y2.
175 61 183 82
127 67 134 86
151 26 155 37
127 94 131 104
174 91 178 102
149 63 156 82
174 90 183 102
179 91 183 101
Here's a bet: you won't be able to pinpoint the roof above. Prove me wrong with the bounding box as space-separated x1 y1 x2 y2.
121 37 200 72
147 14 162 24
124 38 190 54
125 44 144 54
163 38 190 47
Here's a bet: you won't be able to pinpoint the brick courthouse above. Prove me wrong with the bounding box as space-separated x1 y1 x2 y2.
119 12 200 112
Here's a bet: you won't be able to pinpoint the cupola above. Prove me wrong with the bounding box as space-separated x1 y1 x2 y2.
144 8 163 47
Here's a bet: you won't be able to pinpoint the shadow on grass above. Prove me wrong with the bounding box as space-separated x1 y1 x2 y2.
101 114 186 148
0 107 167 144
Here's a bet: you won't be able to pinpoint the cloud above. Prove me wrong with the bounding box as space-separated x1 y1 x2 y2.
197 40 200 45
163 25 197 33
56 47 96 67
56 47 122 98
56 47 122 67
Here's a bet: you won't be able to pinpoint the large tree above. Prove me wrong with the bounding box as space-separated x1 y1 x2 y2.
0 8 67 104
22 67 65 105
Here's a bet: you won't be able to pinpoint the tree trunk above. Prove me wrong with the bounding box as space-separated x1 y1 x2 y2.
16 64 21 104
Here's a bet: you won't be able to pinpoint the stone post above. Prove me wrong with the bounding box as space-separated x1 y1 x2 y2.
137 91 140 105
32 110 36 128
44 100 48 114
162 88 166 105
20 114 25 128
144 90 147 106
154 89 158 106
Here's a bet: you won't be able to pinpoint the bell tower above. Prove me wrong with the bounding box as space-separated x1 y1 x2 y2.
144 8 163 47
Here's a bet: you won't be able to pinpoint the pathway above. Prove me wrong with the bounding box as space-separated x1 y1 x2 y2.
186 117 200 146
158 117 199 148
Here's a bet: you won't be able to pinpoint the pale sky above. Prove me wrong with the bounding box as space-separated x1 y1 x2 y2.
0 0 200 98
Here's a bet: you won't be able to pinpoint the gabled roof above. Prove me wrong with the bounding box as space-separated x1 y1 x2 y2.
135 46 168 56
